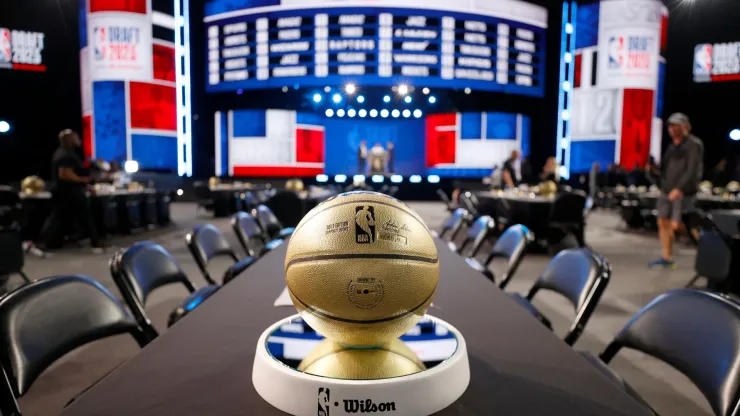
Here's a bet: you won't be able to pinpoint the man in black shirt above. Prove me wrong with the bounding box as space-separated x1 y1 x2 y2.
501 150 521 189
40 129 103 252
649 113 703 268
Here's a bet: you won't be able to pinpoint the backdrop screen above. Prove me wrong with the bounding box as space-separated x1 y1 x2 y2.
214 109 530 177
204 0 547 97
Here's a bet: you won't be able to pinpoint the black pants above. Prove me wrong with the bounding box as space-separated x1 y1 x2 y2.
41 189 100 248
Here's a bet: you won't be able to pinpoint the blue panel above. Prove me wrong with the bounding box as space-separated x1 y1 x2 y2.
460 113 482 140
569 140 616 173
485 112 517 140
220 112 228 176
323 118 425 176
266 342 284 358
520 115 531 158
296 112 323 126
79 0 87 48
657 62 666 118
426 168 493 178
575 3 600 50
131 134 178 170
232 109 266 137
205 0 280 17
92 81 127 162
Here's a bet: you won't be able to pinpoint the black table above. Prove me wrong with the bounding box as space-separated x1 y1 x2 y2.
710 210 740 236
61 241 651 416
475 191 554 246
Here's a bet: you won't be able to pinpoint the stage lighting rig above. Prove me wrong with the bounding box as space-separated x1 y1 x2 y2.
345 83 357 95
333 94 342 103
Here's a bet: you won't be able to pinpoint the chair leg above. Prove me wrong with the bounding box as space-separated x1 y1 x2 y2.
18 271 31 283
685 274 701 288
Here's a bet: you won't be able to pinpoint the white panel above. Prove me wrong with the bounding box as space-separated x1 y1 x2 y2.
215 112 222 176
88 13 154 81
455 140 518 169
650 118 663 163
230 110 296 166
579 47 595 89
152 11 176 29
80 48 92 114
571 88 620 140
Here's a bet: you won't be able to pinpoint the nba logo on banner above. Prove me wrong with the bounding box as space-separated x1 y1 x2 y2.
0 29 11 64
608 36 625 69
93 25 141 62
693 44 713 82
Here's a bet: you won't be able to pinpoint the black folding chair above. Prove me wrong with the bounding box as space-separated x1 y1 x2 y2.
585 289 740 416
110 242 221 334
547 191 587 250
231 212 284 258
449 215 495 257
436 189 456 212
431 208 468 241
459 191 480 222
0 275 150 415
193 181 214 213
186 224 257 285
0 186 31 285
508 248 610 345
685 210 735 290
253 204 295 241
466 224 534 288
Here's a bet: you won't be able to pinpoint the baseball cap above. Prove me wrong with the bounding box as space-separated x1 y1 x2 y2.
667 113 690 125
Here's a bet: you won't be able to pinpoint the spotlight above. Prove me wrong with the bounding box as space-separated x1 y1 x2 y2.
345 83 356 95
348 109 356 117
325 109 334 117
731 129 740 141
337 109 346 117
176 188 184 196
316 174 329 183
464 87 472 94
409 175 422 183
562 81 571 91
334 174 347 183
359 109 367 118
313 93 322 103
392 109 400 118
565 23 574 34
413 109 422 118
372 175 384 183
237 89 243 95
357 95 365 103
282 86 289 92
427 175 440 184
353 174 366 183
422 88 430 95
0 121 9 133
390 174 403 183
402 109 411 118
398 84 409 95
428 96 436 104
404 96 412 104
564 52 572 63
333 94 342 103
294 84 299 90
383 95 391 103
562 109 570 120
370 109 378 118
324 86 331 93
124 160 139 173
381 109 389 118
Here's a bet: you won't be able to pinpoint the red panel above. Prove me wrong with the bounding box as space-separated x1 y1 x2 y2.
574 53 582 88
129 82 177 131
89 0 147 13
82 115 93 160
153 44 175 82
425 113 456 168
296 128 324 163
233 166 324 177
620 89 654 170
660 14 669 54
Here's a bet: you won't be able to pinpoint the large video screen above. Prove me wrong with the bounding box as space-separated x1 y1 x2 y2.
214 108 530 178
204 0 548 97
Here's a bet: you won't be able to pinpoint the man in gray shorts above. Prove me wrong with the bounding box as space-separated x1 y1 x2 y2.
649 113 704 268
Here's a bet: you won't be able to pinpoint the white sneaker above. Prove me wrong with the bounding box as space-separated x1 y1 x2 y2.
91 247 105 254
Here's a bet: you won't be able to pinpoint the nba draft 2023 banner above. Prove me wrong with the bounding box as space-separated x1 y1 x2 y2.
570 0 667 173
694 42 740 83
80 0 178 170
0 28 46 72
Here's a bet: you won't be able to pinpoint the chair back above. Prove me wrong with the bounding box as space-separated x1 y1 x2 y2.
231 212 266 257
549 192 587 225
527 248 610 345
254 204 284 240
486 224 533 289
600 289 740 416
243 191 258 211
0 186 22 229
0 276 148 398
193 181 212 200
265 191 303 228
458 215 494 257
437 208 467 241
459 192 479 219
186 224 239 285
436 189 451 204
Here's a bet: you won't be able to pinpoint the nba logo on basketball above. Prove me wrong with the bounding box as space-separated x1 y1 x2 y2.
355 206 376 244
0 28 11 64
608 36 625 69
693 43 712 82
317 388 330 416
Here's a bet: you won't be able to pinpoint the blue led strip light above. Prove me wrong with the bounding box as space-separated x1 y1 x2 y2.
175 0 193 176
556 1 576 180
556 2 568 175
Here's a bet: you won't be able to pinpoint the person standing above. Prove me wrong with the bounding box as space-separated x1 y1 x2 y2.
589 161 600 199
501 150 521 189
357 140 368 174
649 113 703 268
40 129 104 253
386 142 395 173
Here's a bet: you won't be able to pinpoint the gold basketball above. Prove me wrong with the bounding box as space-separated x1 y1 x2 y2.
285 191 439 346
298 338 425 380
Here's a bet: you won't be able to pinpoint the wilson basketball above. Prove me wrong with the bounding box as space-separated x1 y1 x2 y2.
298 338 425 380
285 191 439 346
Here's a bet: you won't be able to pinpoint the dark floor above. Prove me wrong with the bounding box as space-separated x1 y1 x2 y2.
11 202 711 415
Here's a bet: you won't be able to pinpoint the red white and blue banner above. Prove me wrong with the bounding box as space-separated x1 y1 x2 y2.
0 28 46 72
80 0 178 170
694 41 740 83
570 0 667 172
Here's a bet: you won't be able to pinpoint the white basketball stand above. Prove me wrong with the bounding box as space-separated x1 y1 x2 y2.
252 314 470 416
